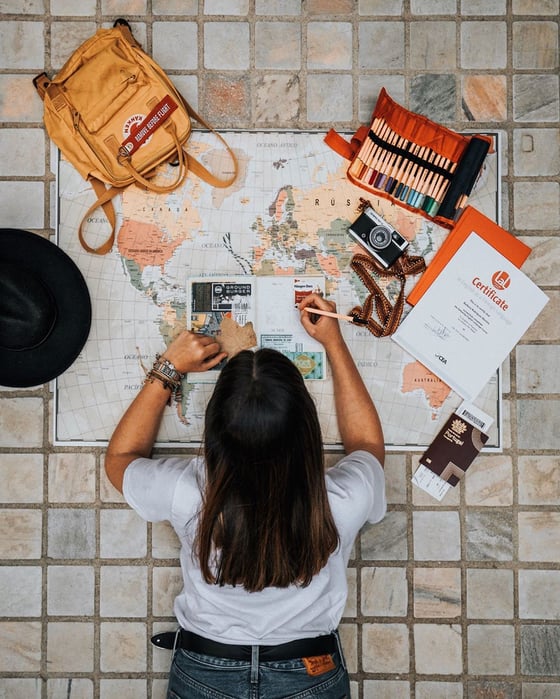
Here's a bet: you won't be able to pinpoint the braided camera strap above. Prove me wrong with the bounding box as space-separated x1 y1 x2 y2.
350 251 426 337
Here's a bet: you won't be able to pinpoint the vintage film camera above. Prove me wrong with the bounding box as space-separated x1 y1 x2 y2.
348 206 409 268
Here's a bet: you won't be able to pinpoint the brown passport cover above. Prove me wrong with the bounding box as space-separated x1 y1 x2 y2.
420 412 489 486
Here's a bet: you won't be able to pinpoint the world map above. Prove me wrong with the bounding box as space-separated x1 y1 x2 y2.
55 131 500 448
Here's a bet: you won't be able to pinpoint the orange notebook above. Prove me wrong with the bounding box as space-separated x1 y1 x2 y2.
407 206 531 306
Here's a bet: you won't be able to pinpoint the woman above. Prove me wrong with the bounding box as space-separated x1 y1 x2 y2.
105 293 386 699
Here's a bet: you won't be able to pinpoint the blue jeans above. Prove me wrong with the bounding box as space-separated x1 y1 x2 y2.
166 642 350 699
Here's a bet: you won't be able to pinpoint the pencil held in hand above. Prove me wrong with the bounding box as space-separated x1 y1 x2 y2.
303 307 368 325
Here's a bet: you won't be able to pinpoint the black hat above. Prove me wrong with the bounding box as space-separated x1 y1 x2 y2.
0 228 92 387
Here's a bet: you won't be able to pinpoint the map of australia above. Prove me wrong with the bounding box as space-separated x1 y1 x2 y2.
55 131 500 448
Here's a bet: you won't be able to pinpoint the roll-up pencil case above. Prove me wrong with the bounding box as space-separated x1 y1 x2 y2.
325 88 493 228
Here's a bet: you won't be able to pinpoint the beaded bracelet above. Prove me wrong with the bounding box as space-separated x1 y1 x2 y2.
144 354 185 403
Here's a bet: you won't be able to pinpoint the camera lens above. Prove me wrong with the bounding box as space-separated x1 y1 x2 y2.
368 225 391 249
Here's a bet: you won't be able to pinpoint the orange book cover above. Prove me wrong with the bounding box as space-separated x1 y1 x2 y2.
407 206 531 306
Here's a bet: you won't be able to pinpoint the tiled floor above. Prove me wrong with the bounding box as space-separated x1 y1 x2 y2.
1 1 559 698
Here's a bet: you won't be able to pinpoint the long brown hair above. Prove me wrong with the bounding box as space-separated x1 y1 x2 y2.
196 348 339 592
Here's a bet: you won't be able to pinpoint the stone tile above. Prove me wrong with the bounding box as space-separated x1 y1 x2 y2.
204 22 250 70
358 22 405 70
0 621 41 672
519 236 560 286
521 292 559 343
414 567 461 618
522 683 560 698
410 74 456 122
467 568 514 619
461 22 507 69
170 75 199 110
0 21 44 70
464 455 513 506
361 511 408 561
513 0 559 12
152 22 198 70
0 566 42 616
517 400 560 451
521 625 560 675
516 346 560 394
410 0 457 12
255 22 301 69
363 623 410 673
202 75 250 127
99 680 147 699
101 0 147 12
410 22 456 70
518 456 560 506
47 622 94 672
414 623 463 674
514 75 560 122
0 75 45 122
256 0 302 14
413 511 461 561
362 566 408 617
363 681 411 698
468 624 515 674
467 681 517 698
519 512 560 563
514 182 560 231
0 129 43 176
100 509 147 558
204 0 248 12
465 511 513 561
151 521 181 558
513 22 558 69
100 622 147 673
0 397 43 447
0 0 43 10
462 76 507 121
306 74 353 123
416 681 463 698
152 566 183 616
0 454 43 503
308 0 354 11
359 76 405 123
384 454 407 505
0 509 42 559
255 74 300 125
519 570 560 620
0 181 45 229
0 679 42 699
153 0 198 13
462 0 506 12
50 22 97 70
51 0 96 13
344 567 357 617
514 129 560 177
339 623 357 674
100 566 148 617
48 509 96 560
47 565 95 616
307 22 352 70
48 453 96 503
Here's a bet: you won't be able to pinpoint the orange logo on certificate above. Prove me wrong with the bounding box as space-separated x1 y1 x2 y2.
492 270 511 290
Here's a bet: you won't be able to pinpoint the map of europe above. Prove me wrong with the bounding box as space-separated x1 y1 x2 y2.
55 131 500 448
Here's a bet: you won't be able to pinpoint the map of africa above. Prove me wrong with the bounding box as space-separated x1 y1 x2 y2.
55 130 501 448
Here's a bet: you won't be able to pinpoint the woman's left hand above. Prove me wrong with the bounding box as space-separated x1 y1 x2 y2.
163 330 227 375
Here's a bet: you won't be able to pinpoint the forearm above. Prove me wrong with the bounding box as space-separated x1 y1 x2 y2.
326 338 385 464
105 379 171 492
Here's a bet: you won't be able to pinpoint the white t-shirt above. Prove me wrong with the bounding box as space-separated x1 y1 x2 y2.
123 450 386 645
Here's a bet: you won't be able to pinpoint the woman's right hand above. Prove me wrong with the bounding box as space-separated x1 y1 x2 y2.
298 293 344 350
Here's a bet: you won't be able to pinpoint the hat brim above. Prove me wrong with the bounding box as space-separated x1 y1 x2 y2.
0 229 92 388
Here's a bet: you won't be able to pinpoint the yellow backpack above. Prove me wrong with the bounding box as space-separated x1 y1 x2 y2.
34 19 237 255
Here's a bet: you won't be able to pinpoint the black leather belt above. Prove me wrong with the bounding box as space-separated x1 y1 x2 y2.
151 629 338 661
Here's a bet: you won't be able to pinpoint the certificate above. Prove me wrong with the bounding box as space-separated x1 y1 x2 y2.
393 233 549 400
